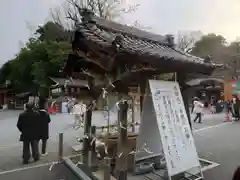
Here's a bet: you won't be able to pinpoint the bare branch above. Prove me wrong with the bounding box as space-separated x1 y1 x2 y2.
50 0 141 27
50 8 62 26
121 4 140 14
66 11 79 23
96 0 104 17
132 20 152 30
49 0 151 36
176 31 202 52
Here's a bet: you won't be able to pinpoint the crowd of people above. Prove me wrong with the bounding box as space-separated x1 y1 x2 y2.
17 100 51 164
191 95 240 124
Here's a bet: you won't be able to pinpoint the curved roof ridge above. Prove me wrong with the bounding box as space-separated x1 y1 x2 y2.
91 16 169 45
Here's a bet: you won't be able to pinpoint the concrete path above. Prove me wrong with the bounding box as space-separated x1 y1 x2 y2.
194 121 239 180
0 112 77 172
191 113 226 131
0 163 79 180
0 110 234 180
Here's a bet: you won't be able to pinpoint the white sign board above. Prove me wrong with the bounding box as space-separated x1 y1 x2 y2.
150 80 200 176
135 80 200 177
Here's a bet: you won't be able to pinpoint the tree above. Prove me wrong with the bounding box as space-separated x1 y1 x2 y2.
176 31 203 52
35 21 72 42
50 0 139 29
190 34 240 79
0 38 71 96
30 40 71 96
0 59 15 88
224 41 240 79
191 34 227 63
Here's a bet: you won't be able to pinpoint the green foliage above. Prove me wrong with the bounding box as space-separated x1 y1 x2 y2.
191 34 226 60
35 22 72 42
191 33 240 78
0 21 72 96
0 38 71 95
0 59 15 88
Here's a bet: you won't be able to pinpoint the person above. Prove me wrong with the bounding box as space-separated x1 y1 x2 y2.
192 98 204 123
37 100 51 156
66 98 75 114
72 100 86 127
17 103 39 164
210 103 216 114
61 98 68 113
191 97 197 113
227 100 234 117
232 166 240 180
233 96 240 120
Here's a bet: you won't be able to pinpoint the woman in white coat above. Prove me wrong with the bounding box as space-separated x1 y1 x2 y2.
193 98 204 123
72 100 86 127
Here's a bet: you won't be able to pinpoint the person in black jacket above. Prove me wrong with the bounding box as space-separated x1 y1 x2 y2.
232 166 240 180
17 103 40 164
233 96 240 120
37 100 51 156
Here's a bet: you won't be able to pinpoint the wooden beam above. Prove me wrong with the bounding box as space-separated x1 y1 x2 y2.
140 79 147 113
74 50 112 71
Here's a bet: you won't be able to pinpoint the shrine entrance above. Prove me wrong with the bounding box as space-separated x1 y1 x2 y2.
62 9 222 180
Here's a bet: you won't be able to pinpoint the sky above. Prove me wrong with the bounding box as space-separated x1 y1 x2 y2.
1 0 240 65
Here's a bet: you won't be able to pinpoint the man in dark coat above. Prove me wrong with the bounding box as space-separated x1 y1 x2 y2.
17 103 40 164
37 100 51 156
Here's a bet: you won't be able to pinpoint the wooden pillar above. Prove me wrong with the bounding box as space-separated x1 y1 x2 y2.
177 73 192 130
115 101 128 180
103 157 111 180
0 93 3 105
103 94 110 133
139 80 146 113
3 92 7 104
131 96 135 132
83 107 92 164
90 125 96 168
83 76 94 164
182 89 192 130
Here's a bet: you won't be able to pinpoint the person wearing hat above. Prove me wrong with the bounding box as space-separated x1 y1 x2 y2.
17 103 40 164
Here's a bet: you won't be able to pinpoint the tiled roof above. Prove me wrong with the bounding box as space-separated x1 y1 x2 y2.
50 77 88 88
75 15 220 70
186 78 224 86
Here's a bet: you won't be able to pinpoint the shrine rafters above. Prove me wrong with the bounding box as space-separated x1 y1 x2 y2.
63 8 223 96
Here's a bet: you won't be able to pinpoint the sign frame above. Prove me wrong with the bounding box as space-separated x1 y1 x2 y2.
135 80 203 180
